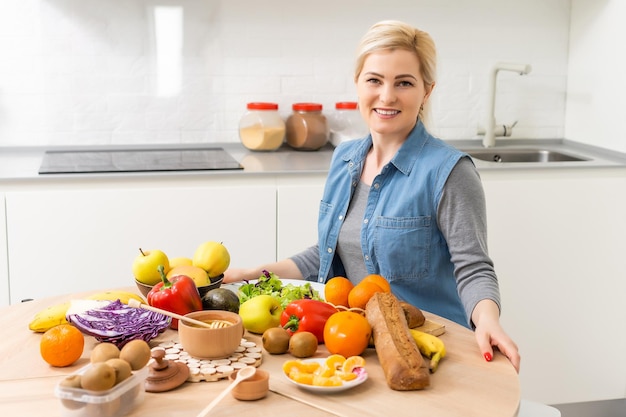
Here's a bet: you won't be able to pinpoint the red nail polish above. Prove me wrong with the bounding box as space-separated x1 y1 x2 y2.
484 352 492 362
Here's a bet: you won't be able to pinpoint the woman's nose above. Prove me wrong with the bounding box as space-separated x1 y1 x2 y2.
379 85 396 104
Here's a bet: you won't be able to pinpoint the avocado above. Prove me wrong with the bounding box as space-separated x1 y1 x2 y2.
201 288 240 313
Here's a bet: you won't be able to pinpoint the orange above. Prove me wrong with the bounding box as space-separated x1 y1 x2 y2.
348 281 385 310
342 355 366 373
324 277 354 307
316 354 346 377
325 354 347 370
361 274 391 293
323 311 372 357
40 324 84 367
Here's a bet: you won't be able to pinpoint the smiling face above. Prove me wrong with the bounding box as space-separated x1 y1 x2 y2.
356 49 433 142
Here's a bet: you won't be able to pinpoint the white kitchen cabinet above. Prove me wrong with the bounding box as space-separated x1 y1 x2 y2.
276 182 324 261
5 185 276 304
480 169 626 405
0 194 8 306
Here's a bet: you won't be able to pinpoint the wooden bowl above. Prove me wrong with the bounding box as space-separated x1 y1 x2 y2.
135 275 223 299
178 310 243 359
229 369 269 401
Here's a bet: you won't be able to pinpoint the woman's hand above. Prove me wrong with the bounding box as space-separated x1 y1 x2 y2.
472 299 521 373
222 268 257 284
223 259 304 284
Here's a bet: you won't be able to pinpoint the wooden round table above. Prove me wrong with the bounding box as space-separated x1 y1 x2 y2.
0 288 520 416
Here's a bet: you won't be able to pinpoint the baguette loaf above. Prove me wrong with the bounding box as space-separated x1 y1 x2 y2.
366 292 430 390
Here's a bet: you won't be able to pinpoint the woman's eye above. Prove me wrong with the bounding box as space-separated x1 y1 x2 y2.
366 78 381 84
398 80 414 87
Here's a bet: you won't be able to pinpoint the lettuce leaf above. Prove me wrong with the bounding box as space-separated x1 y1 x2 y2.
238 270 322 308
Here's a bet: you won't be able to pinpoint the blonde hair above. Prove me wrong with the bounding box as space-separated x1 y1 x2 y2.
354 20 437 125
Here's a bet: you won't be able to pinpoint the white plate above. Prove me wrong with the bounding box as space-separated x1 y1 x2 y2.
224 279 325 299
283 357 368 393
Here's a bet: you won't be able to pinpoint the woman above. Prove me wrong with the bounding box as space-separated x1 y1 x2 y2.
225 20 520 372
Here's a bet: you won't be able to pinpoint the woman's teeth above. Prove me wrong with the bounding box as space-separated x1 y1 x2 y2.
375 109 399 115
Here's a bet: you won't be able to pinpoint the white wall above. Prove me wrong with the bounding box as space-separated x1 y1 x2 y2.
0 0 570 147
565 0 626 154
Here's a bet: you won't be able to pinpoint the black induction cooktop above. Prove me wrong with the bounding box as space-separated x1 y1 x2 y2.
38 147 243 174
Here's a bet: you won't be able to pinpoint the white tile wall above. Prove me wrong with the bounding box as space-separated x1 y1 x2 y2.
0 0 571 147
566 0 626 154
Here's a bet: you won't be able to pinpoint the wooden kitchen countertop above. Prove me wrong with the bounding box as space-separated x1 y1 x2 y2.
0 288 520 417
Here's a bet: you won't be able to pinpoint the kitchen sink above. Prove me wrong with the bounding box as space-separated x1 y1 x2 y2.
465 148 590 163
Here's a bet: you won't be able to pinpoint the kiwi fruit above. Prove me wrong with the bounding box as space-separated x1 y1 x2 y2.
288 331 318 358
84 397 121 417
119 340 151 370
58 375 85 410
90 343 120 363
81 362 116 391
262 327 291 354
59 374 82 388
105 358 132 384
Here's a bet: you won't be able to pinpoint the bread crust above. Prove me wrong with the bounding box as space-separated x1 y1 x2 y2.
366 292 430 390
399 301 426 328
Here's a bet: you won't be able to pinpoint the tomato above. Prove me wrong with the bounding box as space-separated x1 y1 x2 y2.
323 311 372 357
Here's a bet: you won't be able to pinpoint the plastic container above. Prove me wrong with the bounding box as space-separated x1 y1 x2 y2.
329 101 369 146
285 102 328 151
55 364 148 417
238 102 286 151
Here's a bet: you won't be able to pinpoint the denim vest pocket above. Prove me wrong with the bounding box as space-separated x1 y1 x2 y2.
373 216 431 281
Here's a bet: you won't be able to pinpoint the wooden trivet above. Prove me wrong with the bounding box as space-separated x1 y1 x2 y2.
154 338 263 382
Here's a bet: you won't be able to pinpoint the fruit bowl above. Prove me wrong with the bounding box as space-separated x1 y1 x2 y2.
135 275 223 299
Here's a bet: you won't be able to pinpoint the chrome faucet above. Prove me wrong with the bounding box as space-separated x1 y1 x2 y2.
481 62 532 148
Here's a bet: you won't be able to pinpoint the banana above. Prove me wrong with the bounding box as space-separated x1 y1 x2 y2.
84 290 145 305
28 290 145 333
409 328 446 373
28 301 71 333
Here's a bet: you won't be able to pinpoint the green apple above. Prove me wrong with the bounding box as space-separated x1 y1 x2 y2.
238 295 283 334
132 248 170 285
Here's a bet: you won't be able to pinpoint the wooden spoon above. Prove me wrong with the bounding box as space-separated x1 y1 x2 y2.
195 366 257 417
128 299 213 329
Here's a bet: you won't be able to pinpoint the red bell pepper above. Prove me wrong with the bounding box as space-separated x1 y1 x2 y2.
280 299 337 343
147 265 203 330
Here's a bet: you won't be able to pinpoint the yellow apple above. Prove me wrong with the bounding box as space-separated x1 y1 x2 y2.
192 241 230 278
132 249 170 285
169 257 193 269
166 265 210 287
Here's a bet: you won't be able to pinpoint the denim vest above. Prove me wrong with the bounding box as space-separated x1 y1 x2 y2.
315 121 469 326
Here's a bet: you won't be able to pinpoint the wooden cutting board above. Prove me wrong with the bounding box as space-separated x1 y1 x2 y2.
416 318 446 336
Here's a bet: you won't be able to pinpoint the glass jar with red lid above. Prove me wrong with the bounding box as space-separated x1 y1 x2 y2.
239 102 285 151
329 101 369 146
285 102 328 151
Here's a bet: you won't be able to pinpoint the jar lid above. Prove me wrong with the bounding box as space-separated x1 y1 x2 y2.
247 102 279 110
335 101 358 110
293 102 323 112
